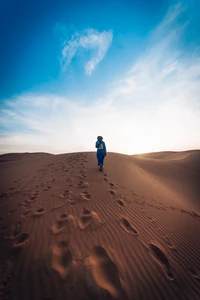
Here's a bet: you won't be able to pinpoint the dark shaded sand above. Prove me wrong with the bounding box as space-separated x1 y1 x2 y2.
0 150 200 299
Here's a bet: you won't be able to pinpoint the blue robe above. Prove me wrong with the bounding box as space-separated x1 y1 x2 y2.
95 141 106 166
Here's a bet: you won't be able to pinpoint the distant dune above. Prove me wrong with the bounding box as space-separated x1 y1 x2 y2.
132 150 200 209
0 152 53 162
0 150 199 299
134 149 200 160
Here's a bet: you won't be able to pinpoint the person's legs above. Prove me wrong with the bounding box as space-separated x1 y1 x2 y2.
100 152 105 165
97 151 104 168
101 152 106 166
99 153 105 172
96 151 101 166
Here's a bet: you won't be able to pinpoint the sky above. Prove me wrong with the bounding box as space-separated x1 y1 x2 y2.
0 0 200 155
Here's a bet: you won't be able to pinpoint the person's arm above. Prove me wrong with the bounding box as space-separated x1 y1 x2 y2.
95 141 99 148
104 142 107 155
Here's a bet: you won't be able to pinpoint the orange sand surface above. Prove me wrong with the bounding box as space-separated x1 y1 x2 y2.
0 150 200 299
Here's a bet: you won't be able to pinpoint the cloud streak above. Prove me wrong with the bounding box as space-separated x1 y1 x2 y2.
60 28 113 75
0 3 200 155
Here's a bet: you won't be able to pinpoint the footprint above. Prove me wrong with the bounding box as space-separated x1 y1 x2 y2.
190 211 200 221
66 177 73 183
26 195 37 203
29 191 39 198
188 268 200 280
170 206 176 211
30 190 39 196
66 184 73 188
32 207 45 217
0 193 9 199
43 186 51 191
109 183 117 188
77 181 89 188
22 202 31 209
21 209 31 219
69 199 76 206
78 210 93 230
12 233 30 249
7 210 15 216
116 200 124 207
120 218 138 235
148 243 174 280
52 214 71 234
78 175 86 180
79 192 91 201
78 209 101 230
88 246 124 298
59 189 73 199
8 221 23 239
51 239 78 280
103 178 108 182
51 205 63 211
27 199 36 204
108 190 117 197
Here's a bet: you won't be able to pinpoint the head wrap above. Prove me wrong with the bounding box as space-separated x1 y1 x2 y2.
97 136 103 141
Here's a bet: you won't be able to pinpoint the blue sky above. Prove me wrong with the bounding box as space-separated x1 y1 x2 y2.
0 0 200 154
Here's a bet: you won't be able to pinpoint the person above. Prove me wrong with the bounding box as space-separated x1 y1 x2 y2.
95 136 106 171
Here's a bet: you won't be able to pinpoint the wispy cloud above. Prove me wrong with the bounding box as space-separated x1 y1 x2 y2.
0 3 200 154
60 28 113 75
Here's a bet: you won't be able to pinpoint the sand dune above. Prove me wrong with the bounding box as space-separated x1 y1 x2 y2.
135 149 199 160
131 150 200 210
0 151 200 299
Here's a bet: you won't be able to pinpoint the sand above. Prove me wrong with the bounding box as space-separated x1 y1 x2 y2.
0 150 200 299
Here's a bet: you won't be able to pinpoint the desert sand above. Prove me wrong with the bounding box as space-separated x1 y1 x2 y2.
0 150 200 299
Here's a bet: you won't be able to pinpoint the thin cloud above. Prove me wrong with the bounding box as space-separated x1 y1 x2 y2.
0 3 200 154
60 28 113 75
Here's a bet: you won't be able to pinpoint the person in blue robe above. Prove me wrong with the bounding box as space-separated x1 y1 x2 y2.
95 136 106 170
